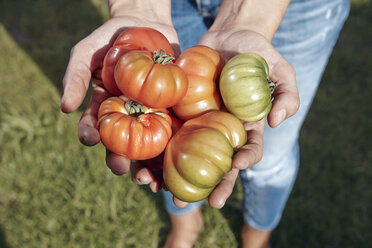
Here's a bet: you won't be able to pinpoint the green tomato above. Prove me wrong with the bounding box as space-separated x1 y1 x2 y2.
163 111 247 202
219 53 275 122
164 128 234 202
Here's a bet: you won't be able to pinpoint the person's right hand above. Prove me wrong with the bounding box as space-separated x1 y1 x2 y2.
60 0 179 189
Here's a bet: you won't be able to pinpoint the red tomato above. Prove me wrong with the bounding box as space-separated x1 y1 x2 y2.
138 114 183 191
140 114 183 171
172 45 224 121
114 50 188 108
101 27 175 95
102 44 138 95
97 96 172 160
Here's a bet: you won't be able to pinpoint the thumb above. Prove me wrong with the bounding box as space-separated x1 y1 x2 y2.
61 24 119 113
268 61 300 127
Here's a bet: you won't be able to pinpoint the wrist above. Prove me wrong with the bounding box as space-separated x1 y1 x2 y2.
108 0 172 24
210 0 291 41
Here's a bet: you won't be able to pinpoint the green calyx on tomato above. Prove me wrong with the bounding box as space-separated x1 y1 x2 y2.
125 100 148 117
153 49 175 64
97 96 172 160
268 79 276 94
114 49 188 109
101 27 175 96
220 53 276 122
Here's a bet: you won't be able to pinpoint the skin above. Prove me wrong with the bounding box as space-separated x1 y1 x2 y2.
60 0 299 247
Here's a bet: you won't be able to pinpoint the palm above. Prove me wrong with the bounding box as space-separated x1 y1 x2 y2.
62 15 179 114
199 29 299 128
171 30 300 209
61 15 179 183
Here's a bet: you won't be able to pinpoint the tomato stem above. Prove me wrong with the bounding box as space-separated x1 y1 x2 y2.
268 79 276 94
125 101 148 116
153 49 175 64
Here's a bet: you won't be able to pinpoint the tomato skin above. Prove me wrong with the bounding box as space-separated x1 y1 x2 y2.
163 111 247 202
113 27 174 55
220 53 275 122
97 96 172 160
102 44 139 95
114 50 188 109
172 45 224 121
101 27 175 96
140 115 183 170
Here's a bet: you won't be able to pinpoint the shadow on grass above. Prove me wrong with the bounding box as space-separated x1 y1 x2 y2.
219 188 244 246
0 226 11 248
135 186 172 247
0 0 105 110
271 2 372 247
138 185 244 247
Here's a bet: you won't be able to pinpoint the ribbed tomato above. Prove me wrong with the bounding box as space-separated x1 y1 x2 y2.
139 115 183 189
96 96 172 160
114 49 188 108
102 44 138 95
163 111 247 202
220 53 276 122
102 27 175 96
172 45 224 121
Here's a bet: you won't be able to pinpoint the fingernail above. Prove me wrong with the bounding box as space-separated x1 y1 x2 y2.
137 176 150 185
275 109 286 126
150 182 158 193
217 199 226 209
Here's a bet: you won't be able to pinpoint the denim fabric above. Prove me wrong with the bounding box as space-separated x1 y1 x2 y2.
171 0 210 51
195 0 222 17
165 0 350 230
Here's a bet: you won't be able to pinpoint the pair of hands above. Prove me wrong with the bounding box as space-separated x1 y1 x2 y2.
61 14 299 209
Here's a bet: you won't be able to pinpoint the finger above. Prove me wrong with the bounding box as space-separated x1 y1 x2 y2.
61 42 99 113
232 120 265 170
78 78 111 146
149 181 161 193
106 151 131 175
268 61 300 127
61 23 119 113
173 197 189 208
130 161 154 185
208 168 239 209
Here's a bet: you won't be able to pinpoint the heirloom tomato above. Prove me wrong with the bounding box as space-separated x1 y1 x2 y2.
172 45 224 121
140 115 183 171
97 96 172 160
219 53 276 122
114 49 188 108
139 115 183 190
102 27 175 96
163 111 247 202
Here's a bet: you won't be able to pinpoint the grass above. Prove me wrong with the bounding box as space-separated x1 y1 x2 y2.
0 0 371 247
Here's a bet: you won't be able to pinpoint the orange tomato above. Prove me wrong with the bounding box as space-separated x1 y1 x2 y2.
114 49 188 108
97 96 172 160
172 45 224 121
102 27 175 96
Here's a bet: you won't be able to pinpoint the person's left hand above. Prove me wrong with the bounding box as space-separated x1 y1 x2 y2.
171 28 300 209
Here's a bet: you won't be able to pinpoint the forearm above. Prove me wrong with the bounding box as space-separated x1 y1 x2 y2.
108 0 172 23
211 0 291 41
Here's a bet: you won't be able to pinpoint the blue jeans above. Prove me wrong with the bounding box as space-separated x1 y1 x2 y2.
163 0 350 230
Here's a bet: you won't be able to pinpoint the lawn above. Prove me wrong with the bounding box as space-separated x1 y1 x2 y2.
0 0 371 247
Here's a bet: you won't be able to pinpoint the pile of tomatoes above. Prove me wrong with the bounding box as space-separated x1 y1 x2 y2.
96 27 275 202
